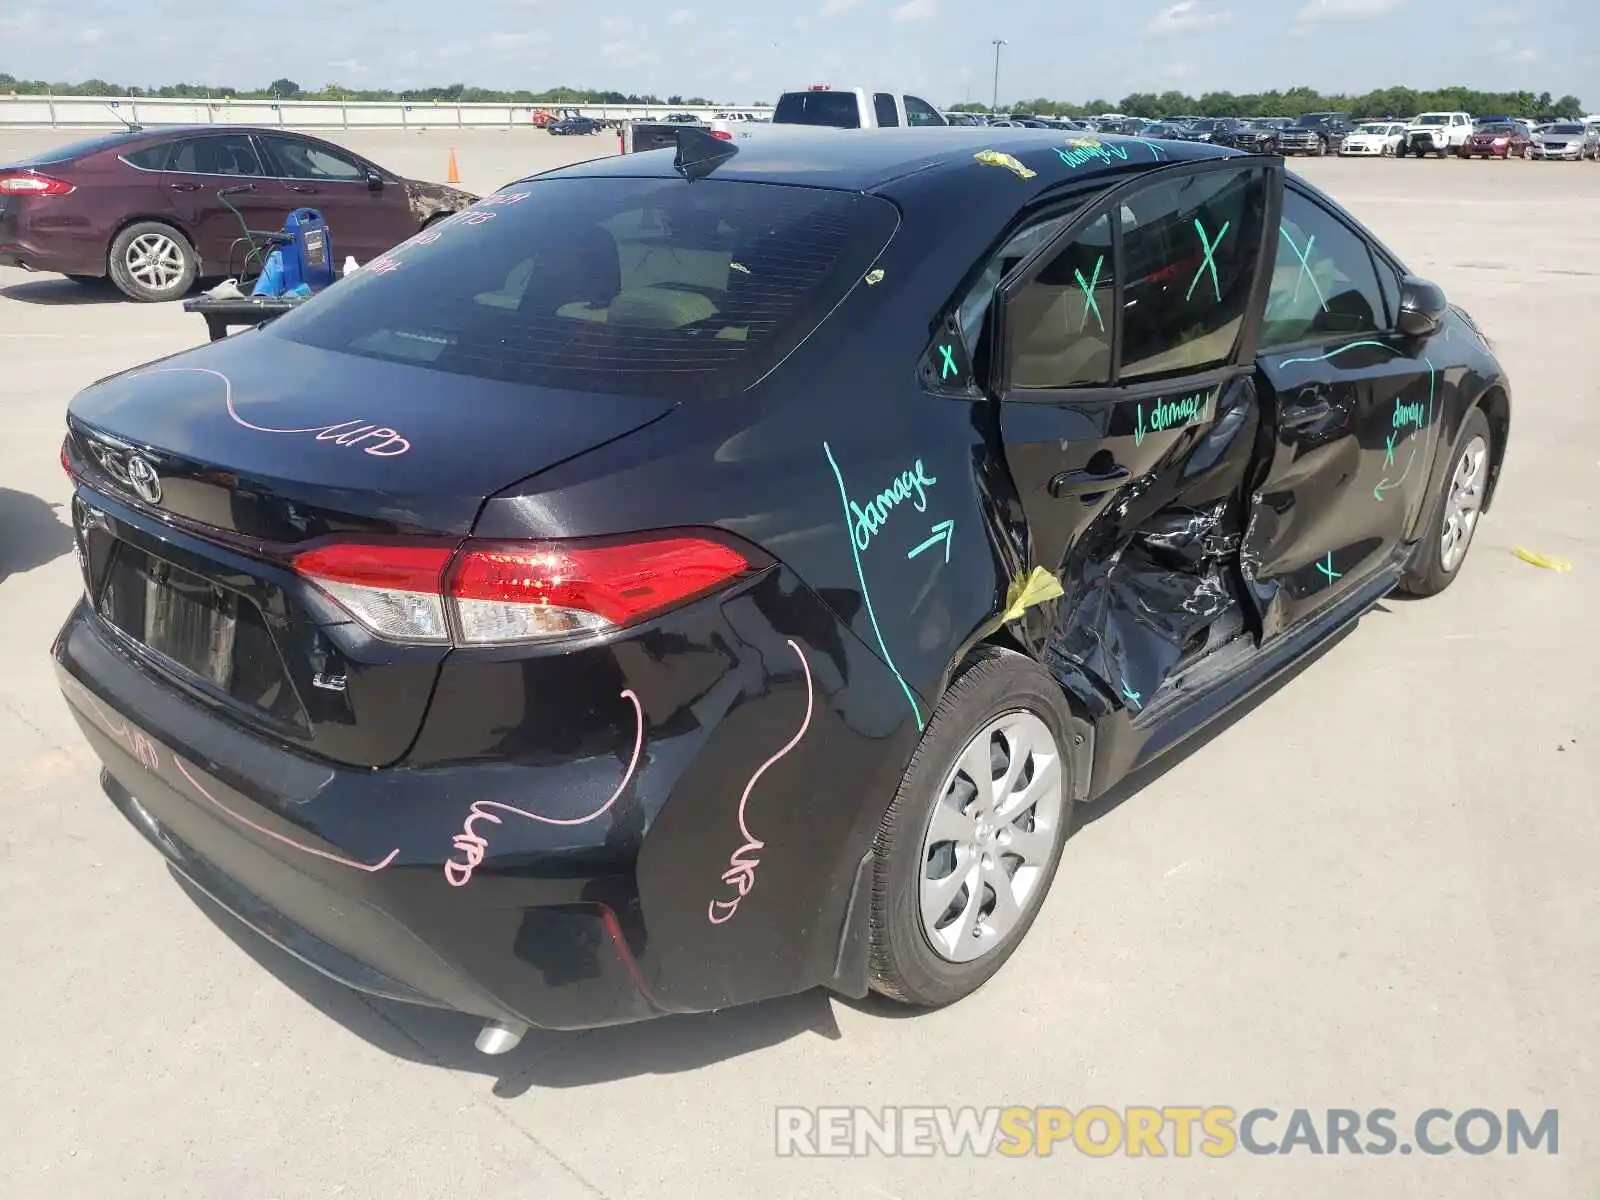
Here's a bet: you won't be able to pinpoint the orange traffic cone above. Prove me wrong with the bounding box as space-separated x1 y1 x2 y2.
446 148 460 184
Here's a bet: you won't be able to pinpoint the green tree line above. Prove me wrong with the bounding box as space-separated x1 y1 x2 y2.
0 73 722 107
1 73 1585 118
953 84 1586 120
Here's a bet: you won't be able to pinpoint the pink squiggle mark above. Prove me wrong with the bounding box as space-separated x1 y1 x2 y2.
67 677 394 872
173 757 400 873
444 689 645 888
707 640 814 926
136 367 411 456
76 684 161 772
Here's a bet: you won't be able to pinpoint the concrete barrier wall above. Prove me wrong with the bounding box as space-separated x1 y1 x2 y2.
0 95 774 129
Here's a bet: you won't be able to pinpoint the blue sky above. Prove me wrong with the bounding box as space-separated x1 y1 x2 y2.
0 0 1591 108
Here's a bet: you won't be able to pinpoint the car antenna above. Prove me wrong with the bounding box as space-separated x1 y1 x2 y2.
104 103 143 133
673 125 738 182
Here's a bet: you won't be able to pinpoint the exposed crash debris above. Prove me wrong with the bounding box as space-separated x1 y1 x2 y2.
1051 500 1245 712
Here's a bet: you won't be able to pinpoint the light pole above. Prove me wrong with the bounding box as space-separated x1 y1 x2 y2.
990 39 1006 114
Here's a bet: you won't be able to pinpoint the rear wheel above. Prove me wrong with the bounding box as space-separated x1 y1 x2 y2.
868 647 1075 1007
108 222 196 302
1399 407 1493 597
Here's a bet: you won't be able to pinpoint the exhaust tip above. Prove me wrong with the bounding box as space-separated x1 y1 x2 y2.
475 1018 529 1056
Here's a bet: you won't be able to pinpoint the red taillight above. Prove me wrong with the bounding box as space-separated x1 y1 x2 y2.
710 129 733 141
61 435 74 477
0 172 75 197
292 542 455 643
292 533 755 645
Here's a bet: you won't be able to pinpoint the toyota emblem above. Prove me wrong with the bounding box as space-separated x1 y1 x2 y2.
125 454 162 505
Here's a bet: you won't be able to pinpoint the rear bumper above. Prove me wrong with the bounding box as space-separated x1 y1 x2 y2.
0 203 107 276
55 601 664 1030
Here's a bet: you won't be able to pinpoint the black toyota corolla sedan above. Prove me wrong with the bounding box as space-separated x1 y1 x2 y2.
54 128 1511 1052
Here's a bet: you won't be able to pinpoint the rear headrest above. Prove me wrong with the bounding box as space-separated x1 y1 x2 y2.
522 225 621 312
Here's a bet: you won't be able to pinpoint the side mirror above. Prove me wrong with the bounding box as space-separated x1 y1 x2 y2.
1397 275 1448 337
365 168 384 192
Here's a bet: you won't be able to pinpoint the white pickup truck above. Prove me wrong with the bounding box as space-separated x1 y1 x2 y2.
622 86 948 153
1397 111 1474 157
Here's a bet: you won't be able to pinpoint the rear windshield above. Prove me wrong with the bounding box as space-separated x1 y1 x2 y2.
1478 123 1516 133
772 91 863 129
15 130 144 165
266 176 899 400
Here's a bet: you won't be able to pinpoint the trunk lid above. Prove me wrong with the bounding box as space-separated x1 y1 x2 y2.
68 331 676 542
66 332 676 768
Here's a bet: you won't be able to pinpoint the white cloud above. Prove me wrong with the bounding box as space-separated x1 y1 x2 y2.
893 0 937 20
669 7 693 23
819 0 864 15
1165 61 1195 80
602 39 658 67
327 58 368 74
1294 0 1403 23
1145 1 1232 37
1489 38 1539 62
483 30 548 51
1469 4 1523 21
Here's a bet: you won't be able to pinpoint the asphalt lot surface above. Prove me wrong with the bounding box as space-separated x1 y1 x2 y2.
2 129 1595 1199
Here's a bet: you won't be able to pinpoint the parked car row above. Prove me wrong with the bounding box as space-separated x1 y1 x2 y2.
939 108 1600 163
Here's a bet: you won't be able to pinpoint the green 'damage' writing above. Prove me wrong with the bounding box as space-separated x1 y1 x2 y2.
1134 392 1207 446
849 460 939 552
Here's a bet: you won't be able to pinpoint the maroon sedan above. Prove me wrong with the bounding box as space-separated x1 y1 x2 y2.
1461 122 1530 159
0 126 477 301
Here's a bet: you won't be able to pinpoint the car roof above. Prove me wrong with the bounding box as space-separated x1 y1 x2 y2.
530 127 1237 195
119 124 333 142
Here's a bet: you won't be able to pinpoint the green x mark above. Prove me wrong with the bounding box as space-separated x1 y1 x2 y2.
1384 431 1398 467
1074 255 1105 332
938 343 958 378
1315 552 1341 584
1278 226 1329 311
1185 218 1231 304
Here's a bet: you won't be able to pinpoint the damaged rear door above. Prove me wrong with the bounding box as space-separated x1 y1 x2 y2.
989 158 1281 728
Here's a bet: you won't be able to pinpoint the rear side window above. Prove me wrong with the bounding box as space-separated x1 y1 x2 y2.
169 135 265 177
772 91 862 129
1000 166 1269 389
266 177 900 400
121 142 174 171
905 97 946 127
1118 167 1270 381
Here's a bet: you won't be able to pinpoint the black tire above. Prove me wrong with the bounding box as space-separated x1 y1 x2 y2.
868 645 1076 1008
1399 406 1493 597
108 221 196 302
